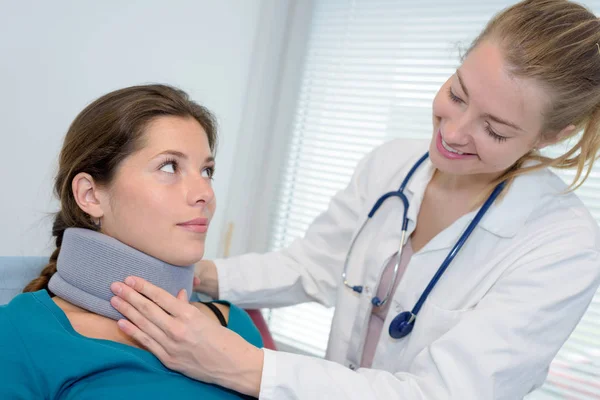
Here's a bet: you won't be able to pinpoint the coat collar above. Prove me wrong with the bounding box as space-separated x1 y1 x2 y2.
404 155 434 228
475 166 552 238
400 155 552 246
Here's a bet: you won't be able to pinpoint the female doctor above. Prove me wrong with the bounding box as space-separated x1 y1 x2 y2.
109 1 600 399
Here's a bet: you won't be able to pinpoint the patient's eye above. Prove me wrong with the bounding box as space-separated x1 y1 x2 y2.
159 158 178 174
202 166 215 180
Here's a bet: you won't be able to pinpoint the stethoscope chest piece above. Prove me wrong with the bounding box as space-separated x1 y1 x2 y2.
388 311 416 339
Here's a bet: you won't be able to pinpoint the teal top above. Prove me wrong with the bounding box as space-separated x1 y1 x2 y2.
0 290 263 399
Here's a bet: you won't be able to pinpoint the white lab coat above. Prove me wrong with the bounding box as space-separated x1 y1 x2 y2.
216 139 600 400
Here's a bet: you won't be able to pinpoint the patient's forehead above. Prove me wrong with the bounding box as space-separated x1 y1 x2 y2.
129 116 212 164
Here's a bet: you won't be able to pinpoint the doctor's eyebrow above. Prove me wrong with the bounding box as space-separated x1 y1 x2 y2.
456 70 524 133
456 70 470 98
153 150 215 164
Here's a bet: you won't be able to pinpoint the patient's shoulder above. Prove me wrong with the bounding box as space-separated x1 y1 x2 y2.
218 301 263 348
1 291 48 340
0 299 17 336
0 293 45 396
0 296 25 343
191 301 230 325
1 290 70 344
190 300 262 347
1 291 39 323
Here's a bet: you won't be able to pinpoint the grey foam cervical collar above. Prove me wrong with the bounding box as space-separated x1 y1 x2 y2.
48 228 194 320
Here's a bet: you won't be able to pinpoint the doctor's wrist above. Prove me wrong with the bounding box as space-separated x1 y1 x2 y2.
215 340 264 397
194 260 219 299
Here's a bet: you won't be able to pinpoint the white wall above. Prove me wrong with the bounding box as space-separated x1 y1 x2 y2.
0 0 279 258
217 0 314 257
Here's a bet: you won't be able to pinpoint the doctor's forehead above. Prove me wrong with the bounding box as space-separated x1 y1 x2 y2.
457 42 548 135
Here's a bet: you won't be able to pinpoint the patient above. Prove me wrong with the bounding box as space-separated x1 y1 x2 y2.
0 84 262 398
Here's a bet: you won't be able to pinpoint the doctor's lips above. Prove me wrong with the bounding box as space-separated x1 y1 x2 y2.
177 218 209 233
436 130 477 159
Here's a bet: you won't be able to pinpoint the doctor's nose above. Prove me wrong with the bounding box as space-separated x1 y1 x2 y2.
442 116 473 146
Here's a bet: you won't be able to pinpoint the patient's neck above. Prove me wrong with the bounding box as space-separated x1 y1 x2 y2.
52 292 226 350
48 228 195 321
52 295 145 348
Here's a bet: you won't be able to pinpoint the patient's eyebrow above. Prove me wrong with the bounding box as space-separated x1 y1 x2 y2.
153 150 215 163
154 150 187 159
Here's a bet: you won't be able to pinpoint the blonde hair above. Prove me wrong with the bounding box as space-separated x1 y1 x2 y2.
469 0 600 195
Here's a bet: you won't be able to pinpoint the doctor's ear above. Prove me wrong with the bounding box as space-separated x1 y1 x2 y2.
71 172 106 220
535 124 577 150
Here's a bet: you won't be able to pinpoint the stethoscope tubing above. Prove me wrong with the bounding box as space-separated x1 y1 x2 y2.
341 151 506 338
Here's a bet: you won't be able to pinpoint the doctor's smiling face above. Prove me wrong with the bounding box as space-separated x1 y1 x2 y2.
429 40 568 183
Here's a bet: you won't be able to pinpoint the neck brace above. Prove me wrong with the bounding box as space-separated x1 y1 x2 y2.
48 228 194 320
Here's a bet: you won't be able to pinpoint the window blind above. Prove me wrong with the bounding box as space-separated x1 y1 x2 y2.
264 1 600 398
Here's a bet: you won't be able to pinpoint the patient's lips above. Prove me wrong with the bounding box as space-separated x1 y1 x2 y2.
177 218 209 233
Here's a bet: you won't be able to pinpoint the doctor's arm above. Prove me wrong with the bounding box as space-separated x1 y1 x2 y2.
111 223 600 399
256 230 600 399
206 145 381 309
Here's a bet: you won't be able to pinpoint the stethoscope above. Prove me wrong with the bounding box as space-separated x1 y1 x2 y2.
341 152 506 339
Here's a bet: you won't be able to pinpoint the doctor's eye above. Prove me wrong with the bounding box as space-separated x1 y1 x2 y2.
485 124 508 143
447 88 463 104
159 158 179 174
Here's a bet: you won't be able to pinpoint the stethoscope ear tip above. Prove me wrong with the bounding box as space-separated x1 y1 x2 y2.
352 285 364 294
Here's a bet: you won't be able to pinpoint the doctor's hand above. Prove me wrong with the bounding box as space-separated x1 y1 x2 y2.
109 277 263 398
193 260 219 299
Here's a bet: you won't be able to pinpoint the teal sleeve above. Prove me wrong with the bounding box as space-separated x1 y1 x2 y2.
214 301 264 348
0 307 42 399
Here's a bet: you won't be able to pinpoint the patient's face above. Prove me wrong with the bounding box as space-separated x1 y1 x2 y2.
98 116 216 266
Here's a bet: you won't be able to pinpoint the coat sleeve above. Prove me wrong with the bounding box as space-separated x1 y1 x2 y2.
257 219 600 399
215 146 376 309
216 139 428 309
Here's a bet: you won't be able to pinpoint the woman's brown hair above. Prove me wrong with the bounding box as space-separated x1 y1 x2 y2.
470 0 600 195
23 84 218 295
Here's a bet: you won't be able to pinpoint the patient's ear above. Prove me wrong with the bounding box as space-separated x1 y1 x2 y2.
71 173 105 219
